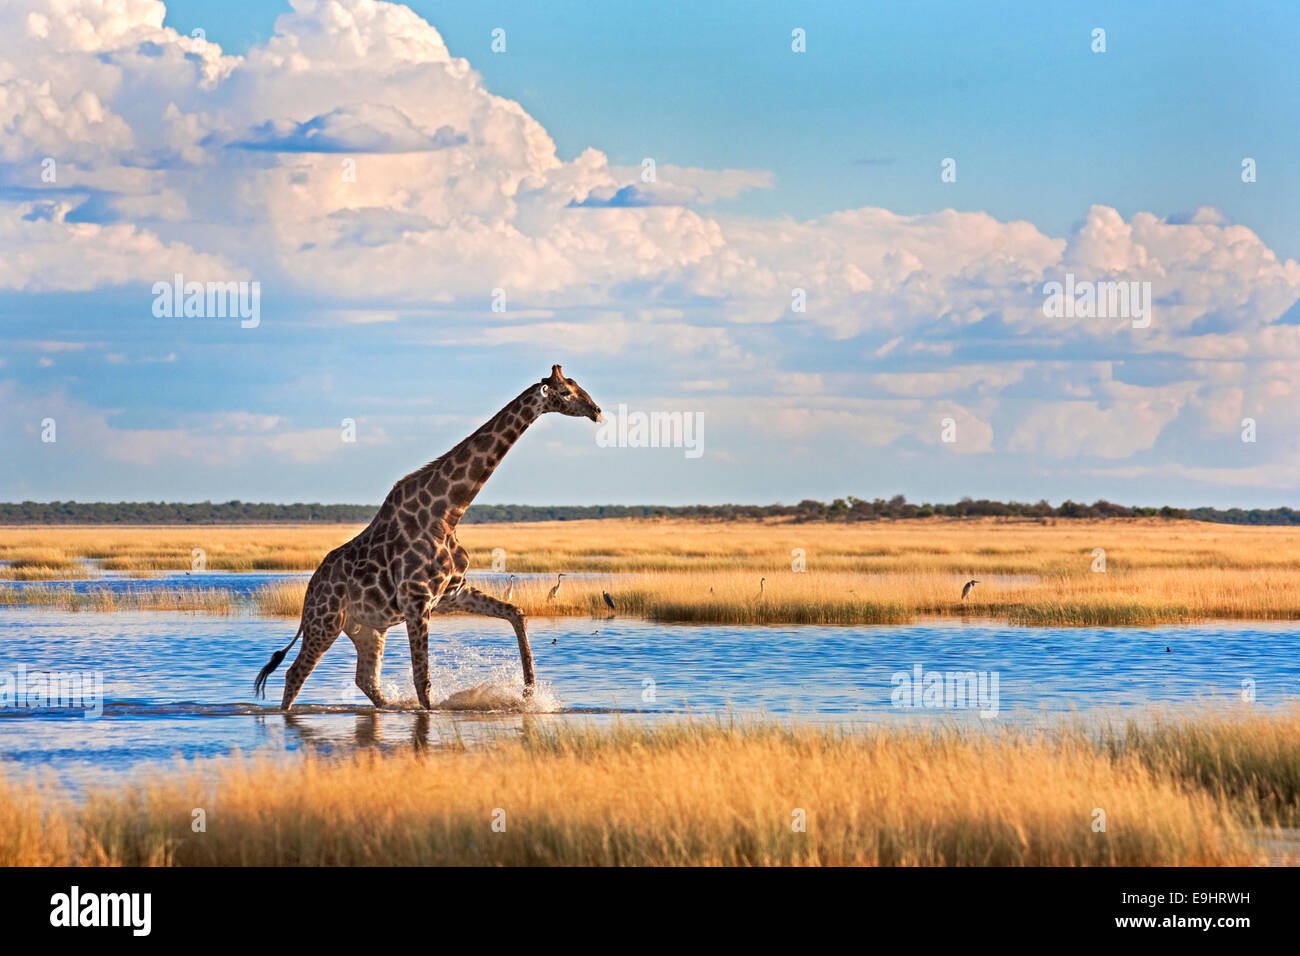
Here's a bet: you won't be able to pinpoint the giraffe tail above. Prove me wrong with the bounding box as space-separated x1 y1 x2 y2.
254 624 303 699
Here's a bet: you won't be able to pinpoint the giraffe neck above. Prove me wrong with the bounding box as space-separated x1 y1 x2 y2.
424 386 544 528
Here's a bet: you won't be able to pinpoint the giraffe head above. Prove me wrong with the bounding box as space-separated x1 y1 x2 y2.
539 364 603 422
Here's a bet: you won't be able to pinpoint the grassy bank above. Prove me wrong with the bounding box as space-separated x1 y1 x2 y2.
3 712 1296 866
0 584 236 614
5 518 1300 626
245 566 1300 627
6 566 1300 626
8 516 1300 575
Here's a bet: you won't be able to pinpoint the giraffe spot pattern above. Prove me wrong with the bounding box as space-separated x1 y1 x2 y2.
274 372 599 710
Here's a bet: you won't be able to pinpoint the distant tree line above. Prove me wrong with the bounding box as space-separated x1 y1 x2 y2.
2 497 1300 525
0 500 379 524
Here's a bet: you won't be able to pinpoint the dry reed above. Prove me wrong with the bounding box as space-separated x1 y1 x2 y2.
4 714 1292 866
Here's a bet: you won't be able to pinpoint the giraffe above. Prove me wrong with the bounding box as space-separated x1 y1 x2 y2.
254 365 603 710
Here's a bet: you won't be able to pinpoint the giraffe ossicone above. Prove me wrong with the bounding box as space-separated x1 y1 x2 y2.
254 364 603 710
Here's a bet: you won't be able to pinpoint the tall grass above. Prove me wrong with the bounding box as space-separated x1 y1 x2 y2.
1 546 83 569
0 773 77 867
9 567 1297 627
11 516 1300 575
491 567 1300 627
254 580 306 618
3 715 1289 866
8 519 1300 626
0 566 90 581
1098 709 1300 825
0 585 235 613
0 525 350 574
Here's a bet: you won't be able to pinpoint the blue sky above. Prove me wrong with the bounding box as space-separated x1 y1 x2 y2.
162 0 1299 256
2 0 1299 507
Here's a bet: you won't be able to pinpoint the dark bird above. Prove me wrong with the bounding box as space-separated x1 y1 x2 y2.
551 638 557 645
760 576 766 597
961 579 979 600
1165 646 1171 653
602 590 615 610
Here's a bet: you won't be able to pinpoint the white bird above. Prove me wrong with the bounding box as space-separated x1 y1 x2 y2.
503 574 515 602
547 573 566 602
961 579 979 600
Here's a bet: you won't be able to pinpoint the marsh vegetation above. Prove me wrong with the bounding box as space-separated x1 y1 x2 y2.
3 711 1296 866
5 518 1300 626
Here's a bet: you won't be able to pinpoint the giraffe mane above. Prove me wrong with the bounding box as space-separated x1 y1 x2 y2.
393 454 446 487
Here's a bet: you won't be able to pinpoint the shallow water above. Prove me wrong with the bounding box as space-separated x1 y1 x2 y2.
1 600 1298 788
2 569 578 598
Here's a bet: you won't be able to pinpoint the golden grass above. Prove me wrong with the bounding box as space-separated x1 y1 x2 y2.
247 566 1300 627
0 774 77 867
1 546 83 569
1101 709 1300 826
254 580 308 618
5 714 1295 866
0 525 349 574
0 585 235 613
0 566 90 581
7 517 1300 625
9 566 1300 628
462 516 1300 574
5 566 1299 627
0 545 86 580
10 516 1300 575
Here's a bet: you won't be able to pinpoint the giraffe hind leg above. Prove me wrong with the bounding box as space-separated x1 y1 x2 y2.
281 621 340 710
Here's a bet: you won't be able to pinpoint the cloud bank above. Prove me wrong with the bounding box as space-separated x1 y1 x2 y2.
2 0 1299 498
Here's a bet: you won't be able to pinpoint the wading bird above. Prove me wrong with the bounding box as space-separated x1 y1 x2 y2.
602 591 615 611
961 578 979 600
503 574 515 602
547 573 566 602
760 577 766 597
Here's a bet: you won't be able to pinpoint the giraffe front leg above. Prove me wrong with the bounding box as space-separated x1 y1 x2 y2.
516 609 536 697
404 602 434 709
436 586 536 696
348 624 388 708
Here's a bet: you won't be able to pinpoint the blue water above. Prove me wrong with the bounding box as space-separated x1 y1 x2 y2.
2 568 575 599
1 581 1298 786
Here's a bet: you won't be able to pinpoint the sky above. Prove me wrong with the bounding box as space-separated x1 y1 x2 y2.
1 0 1298 507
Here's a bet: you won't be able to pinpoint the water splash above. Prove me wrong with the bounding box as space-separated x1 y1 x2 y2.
434 680 562 713
362 637 564 713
